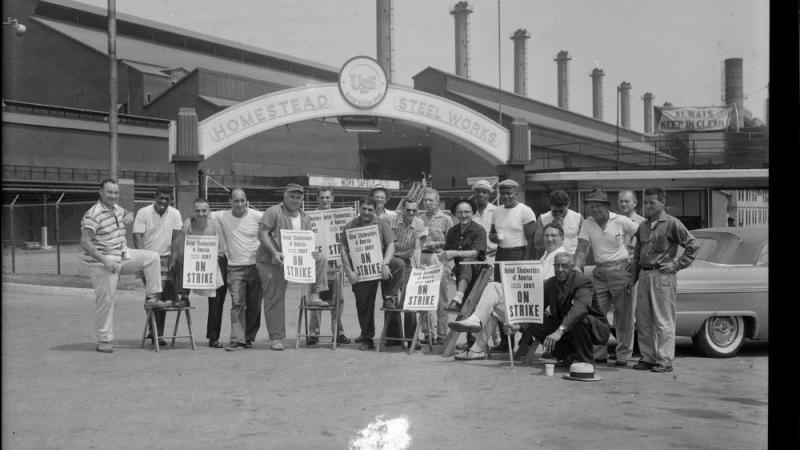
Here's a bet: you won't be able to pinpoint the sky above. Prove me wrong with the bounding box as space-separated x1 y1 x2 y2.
79 0 769 134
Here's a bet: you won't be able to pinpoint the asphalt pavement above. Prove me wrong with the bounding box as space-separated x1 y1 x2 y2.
1 280 767 449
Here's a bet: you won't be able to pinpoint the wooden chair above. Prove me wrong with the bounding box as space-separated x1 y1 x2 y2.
377 283 435 354
441 265 493 358
140 304 196 352
296 268 343 350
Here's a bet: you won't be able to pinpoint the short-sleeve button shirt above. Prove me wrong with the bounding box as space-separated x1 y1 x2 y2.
577 212 639 263
133 204 183 256
389 215 426 260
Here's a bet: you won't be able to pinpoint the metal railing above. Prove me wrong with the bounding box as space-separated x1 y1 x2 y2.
2 99 171 128
2 165 176 186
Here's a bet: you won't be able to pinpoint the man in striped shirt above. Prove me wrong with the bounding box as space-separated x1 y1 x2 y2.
419 187 455 344
80 179 167 354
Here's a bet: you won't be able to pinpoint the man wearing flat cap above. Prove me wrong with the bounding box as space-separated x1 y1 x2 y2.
488 178 537 353
533 189 583 259
370 186 397 223
574 188 639 366
257 183 329 351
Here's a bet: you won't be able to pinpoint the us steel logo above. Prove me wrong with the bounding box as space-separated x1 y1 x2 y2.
338 56 388 110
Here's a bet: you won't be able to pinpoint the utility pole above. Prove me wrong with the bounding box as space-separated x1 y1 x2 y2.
108 0 118 179
615 84 621 170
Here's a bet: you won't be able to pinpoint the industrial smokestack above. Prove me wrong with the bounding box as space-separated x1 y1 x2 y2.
619 81 632 129
643 92 654 134
510 29 530 96
451 1 473 78
554 50 571 109
376 0 394 82
724 57 744 128
590 68 605 120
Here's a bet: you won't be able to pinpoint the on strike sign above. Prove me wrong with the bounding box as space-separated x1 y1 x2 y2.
306 207 356 262
500 261 544 325
403 265 443 311
280 230 316 283
345 224 383 282
182 235 219 289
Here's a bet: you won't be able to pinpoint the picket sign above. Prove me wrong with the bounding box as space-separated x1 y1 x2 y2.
280 230 317 283
345 224 384 282
182 235 219 289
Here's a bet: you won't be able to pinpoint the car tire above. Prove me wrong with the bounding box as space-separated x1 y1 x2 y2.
692 316 746 358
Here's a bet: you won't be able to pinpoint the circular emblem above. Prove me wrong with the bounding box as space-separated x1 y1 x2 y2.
338 56 388 110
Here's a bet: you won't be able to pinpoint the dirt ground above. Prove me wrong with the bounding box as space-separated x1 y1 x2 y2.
1 280 767 450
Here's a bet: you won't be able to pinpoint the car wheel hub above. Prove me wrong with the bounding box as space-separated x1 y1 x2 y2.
709 317 737 346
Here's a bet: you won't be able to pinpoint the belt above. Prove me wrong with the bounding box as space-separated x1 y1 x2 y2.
421 250 438 254
640 265 660 271
596 258 628 268
497 246 526 252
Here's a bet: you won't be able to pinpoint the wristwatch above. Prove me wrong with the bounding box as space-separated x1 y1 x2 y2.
557 325 567 332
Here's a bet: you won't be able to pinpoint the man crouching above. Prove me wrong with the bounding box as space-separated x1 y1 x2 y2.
449 252 609 366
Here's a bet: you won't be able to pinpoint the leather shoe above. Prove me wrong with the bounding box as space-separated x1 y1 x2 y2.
614 360 628 367
595 358 608 364
358 340 375 350
383 340 402 347
651 364 673 373
555 355 577 367
407 342 422 350
444 300 461 312
209 340 222 348
454 350 487 360
490 342 513 353
633 361 656 370
96 342 113 353
306 336 319 346
354 336 367 344
245 340 254 348
541 351 555 359
447 316 482 333
225 342 246 351
336 335 351 344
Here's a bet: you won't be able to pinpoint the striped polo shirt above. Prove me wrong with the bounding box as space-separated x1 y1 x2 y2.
81 200 127 263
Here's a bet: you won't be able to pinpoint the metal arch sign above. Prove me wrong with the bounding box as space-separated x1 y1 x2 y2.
197 77 509 163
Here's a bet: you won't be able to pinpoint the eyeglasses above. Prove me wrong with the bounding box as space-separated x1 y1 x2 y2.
405 208 418 213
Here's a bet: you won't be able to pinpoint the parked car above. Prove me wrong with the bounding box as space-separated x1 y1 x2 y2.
676 226 768 357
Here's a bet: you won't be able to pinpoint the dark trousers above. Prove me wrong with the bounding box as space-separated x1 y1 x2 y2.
352 257 405 341
206 256 228 341
385 259 417 342
522 315 595 363
494 246 526 349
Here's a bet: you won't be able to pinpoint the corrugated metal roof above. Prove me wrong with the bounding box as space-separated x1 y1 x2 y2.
197 95 240 108
449 91 664 159
33 16 326 88
36 0 339 76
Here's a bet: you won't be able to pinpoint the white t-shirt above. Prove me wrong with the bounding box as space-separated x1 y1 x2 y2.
290 214 301 230
213 208 263 265
492 203 536 249
539 209 583 254
577 212 639 263
132 204 183 256
474 203 497 253
539 245 567 280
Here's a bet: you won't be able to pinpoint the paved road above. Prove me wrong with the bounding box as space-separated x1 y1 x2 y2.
1 282 767 449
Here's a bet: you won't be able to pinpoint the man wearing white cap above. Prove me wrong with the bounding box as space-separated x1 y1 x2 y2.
471 179 497 263
488 178 536 353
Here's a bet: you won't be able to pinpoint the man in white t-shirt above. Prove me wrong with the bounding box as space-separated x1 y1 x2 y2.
533 189 583 258
133 186 184 346
214 188 264 351
488 178 536 353
574 188 639 366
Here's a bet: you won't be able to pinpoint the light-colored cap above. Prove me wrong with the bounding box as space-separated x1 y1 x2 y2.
497 179 520 189
471 179 494 192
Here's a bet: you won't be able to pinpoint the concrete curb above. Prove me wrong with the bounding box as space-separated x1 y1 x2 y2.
2 282 94 297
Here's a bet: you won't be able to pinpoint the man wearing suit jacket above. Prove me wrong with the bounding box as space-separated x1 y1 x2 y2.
449 252 609 365
521 252 610 365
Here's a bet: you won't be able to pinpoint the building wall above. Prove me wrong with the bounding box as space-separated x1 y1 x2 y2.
2 122 169 172
2 19 123 111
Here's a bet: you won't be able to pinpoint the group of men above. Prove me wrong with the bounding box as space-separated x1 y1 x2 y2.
447 182 698 374
81 177 698 375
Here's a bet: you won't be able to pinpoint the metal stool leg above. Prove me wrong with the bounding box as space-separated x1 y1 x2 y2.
427 314 435 352
377 312 392 353
296 288 306 350
408 313 423 355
